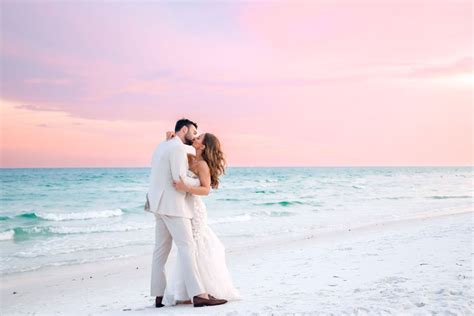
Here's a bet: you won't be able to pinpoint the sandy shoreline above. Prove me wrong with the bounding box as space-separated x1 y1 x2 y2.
1 210 472 315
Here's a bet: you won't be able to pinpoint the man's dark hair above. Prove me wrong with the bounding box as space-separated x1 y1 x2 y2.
174 118 198 132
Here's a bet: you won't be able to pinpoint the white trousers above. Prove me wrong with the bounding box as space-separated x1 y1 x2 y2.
150 214 205 299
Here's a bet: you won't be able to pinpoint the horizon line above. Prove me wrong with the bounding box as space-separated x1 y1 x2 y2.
0 165 472 170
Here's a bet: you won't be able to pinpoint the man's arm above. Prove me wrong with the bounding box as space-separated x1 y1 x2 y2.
169 144 200 188
184 145 196 155
169 145 187 182
173 161 211 196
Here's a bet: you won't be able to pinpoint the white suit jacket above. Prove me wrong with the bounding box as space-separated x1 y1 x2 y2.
145 137 196 218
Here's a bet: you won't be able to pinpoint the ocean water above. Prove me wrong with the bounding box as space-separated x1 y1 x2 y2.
0 167 472 275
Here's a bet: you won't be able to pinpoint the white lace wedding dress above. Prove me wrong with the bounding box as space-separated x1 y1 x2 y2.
162 170 241 305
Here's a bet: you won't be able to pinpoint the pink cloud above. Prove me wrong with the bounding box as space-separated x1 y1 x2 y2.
404 56 472 78
24 78 71 85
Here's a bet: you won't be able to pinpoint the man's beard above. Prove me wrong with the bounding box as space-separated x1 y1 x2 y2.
184 136 194 145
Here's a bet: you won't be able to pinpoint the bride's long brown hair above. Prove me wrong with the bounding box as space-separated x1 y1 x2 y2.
201 133 226 189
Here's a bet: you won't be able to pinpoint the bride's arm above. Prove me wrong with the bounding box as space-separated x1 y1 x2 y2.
173 161 211 196
165 131 198 187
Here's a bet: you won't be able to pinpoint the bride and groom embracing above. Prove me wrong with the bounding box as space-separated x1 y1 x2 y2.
145 118 240 308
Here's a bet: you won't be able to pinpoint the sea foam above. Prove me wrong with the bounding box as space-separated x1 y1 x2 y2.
34 209 124 221
0 229 14 241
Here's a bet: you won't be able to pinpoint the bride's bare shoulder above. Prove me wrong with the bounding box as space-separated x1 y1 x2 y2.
195 160 210 173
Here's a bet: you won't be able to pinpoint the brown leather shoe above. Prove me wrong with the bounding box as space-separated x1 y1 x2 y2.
193 295 227 307
155 296 164 308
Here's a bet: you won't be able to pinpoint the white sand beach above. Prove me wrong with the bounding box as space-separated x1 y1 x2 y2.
1 210 472 315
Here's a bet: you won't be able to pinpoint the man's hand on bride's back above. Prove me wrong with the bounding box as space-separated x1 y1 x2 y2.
166 131 175 140
173 177 188 193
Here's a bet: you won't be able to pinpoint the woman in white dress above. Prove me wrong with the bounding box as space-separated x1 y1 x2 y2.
162 132 241 306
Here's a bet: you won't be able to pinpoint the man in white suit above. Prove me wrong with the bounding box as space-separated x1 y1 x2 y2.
146 119 227 308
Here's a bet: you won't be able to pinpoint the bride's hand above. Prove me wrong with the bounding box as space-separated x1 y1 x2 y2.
166 131 175 140
173 177 188 192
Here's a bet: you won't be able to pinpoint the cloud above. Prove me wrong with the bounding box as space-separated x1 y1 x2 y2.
403 57 473 79
4 55 472 124
2 1 471 123
24 78 71 85
15 104 65 113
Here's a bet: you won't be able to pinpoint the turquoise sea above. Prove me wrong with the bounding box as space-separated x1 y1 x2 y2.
0 167 472 275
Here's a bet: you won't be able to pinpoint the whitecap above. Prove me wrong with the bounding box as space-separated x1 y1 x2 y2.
48 223 154 234
208 214 253 225
0 230 14 241
35 209 123 221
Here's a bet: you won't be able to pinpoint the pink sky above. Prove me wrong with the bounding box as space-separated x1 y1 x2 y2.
1 1 472 167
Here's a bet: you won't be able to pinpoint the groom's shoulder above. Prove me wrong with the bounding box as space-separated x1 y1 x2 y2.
154 140 167 152
169 140 185 154
159 138 184 154
153 140 172 155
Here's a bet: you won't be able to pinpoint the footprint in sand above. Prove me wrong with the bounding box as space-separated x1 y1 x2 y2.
434 289 445 294
353 307 370 313
383 276 409 284
449 290 462 296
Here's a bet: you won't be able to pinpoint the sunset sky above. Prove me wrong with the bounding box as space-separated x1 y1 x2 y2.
1 1 472 167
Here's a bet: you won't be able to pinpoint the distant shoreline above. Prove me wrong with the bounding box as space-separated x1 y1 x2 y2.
0 166 472 170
